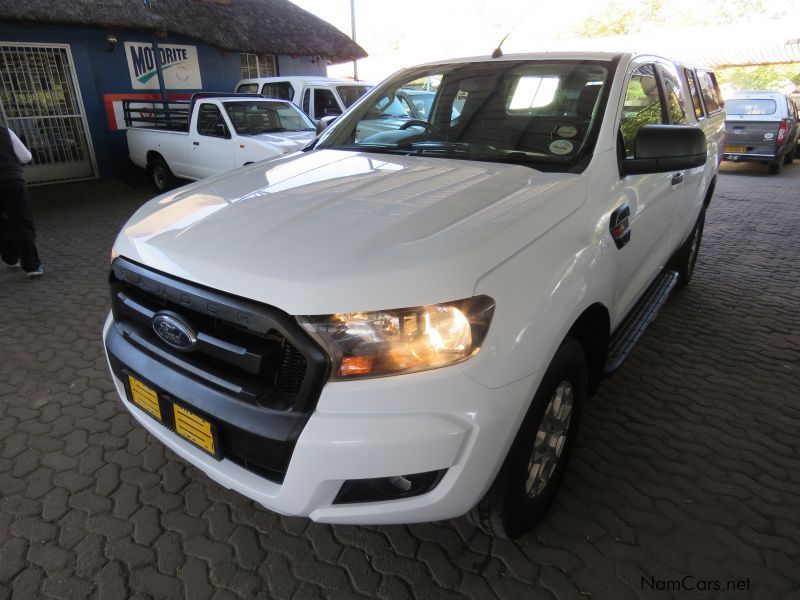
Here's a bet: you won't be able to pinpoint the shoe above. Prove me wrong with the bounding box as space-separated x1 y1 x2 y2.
25 266 44 279
3 260 20 269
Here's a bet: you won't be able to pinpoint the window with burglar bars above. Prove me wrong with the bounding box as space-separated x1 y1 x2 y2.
0 44 96 185
240 53 277 79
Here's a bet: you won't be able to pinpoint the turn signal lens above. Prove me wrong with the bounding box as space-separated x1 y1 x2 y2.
298 296 495 380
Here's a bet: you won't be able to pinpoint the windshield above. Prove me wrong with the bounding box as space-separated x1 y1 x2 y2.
223 100 314 134
315 60 612 171
726 98 777 116
337 85 372 108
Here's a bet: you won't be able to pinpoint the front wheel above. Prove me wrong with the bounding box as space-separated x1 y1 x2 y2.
469 338 587 539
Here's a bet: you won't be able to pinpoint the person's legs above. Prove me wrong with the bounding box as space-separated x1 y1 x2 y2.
0 179 41 272
0 207 21 266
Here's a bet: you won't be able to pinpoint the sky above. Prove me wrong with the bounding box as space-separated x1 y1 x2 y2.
290 0 603 82
289 0 800 82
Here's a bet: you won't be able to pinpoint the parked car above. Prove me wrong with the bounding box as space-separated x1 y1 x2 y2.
125 93 316 190
235 76 373 122
723 90 799 174
105 52 723 539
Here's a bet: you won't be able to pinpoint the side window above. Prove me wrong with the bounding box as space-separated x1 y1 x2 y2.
659 64 687 125
620 64 665 158
697 70 723 115
313 88 341 119
237 83 258 94
302 89 311 116
262 82 294 101
196 104 229 138
684 69 705 120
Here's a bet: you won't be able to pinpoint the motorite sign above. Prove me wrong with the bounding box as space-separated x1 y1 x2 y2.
124 42 202 90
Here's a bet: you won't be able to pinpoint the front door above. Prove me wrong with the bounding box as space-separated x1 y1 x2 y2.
612 62 680 322
188 102 234 179
0 43 96 185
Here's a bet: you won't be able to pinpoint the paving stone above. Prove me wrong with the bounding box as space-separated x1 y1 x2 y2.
0 167 798 599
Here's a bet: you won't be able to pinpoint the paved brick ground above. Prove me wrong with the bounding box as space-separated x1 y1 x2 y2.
0 162 798 600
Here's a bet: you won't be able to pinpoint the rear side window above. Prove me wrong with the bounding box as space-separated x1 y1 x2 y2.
313 88 341 119
684 69 704 120
725 99 777 115
261 82 294 101
237 83 258 94
302 89 311 115
659 64 687 124
697 70 724 115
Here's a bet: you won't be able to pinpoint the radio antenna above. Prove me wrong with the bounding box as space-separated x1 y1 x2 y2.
491 11 530 58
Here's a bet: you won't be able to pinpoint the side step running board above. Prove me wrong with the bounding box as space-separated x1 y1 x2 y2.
604 270 679 376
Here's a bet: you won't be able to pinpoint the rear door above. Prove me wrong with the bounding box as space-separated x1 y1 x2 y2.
187 102 235 179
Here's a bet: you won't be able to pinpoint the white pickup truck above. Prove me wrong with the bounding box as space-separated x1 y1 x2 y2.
235 76 373 122
125 94 316 190
105 52 724 538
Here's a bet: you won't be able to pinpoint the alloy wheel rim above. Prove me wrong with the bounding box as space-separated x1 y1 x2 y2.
154 166 166 189
526 381 573 498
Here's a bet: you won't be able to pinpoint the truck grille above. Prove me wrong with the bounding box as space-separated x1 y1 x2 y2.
106 258 330 483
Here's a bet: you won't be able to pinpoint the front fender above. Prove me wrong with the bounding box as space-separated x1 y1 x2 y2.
461 201 615 390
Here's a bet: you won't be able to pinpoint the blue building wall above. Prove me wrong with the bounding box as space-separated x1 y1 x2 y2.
0 21 327 182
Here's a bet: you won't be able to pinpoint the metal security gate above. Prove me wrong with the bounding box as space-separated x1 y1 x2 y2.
0 43 96 185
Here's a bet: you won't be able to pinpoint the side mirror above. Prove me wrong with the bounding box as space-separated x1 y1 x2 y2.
316 115 338 135
215 123 229 138
620 124 707 176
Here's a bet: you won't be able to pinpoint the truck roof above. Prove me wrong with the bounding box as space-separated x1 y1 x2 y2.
237 76 371 86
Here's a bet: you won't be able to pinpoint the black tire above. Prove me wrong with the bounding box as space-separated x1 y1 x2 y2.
469 338 587 539
672 208 705 288
768 159 782 175
149 155 176 192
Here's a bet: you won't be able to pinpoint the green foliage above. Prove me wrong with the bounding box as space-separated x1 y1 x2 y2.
716 65 800 92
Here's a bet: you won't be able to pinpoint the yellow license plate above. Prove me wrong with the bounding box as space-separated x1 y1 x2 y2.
726 146 747 153
128 375 162 421
173 403 218 457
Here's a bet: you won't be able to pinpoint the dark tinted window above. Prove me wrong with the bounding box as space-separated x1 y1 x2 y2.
725 99 777 115
237 83 258 94
196 104 228 137
659 64 687 125
313 88 341 119
261 82 294 101
697 70 723 114
302 89 310 115
684 69 704 120
337 85 371 108
620 64 665 158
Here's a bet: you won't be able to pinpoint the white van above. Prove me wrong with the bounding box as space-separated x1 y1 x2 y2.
235 76 372 122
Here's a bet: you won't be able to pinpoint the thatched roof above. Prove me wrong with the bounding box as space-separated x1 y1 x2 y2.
0 0 366 64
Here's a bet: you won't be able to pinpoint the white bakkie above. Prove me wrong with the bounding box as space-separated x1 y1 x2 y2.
126 95 316 191
104 52 725 539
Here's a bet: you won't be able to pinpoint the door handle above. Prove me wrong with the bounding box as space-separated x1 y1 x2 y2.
610 203 631 249
193 141 200 146
671 172 684 185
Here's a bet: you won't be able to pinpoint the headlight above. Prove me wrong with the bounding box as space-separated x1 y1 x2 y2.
298 296 495 380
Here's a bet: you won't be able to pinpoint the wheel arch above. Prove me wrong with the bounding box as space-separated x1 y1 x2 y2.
703 175 716 209
565 302 610 397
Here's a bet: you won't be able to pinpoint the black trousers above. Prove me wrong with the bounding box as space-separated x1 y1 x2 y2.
0 178 41 271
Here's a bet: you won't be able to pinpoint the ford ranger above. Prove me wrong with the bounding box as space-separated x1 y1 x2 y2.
104 52 724 539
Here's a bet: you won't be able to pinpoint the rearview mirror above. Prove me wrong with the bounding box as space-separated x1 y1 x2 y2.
316 115 338 135
620 125 706 176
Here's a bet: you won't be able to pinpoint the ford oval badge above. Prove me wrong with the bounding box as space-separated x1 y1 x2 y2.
152 312 197 351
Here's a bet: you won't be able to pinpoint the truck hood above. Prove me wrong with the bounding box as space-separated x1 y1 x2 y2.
245 130 316 155
114 150 585 314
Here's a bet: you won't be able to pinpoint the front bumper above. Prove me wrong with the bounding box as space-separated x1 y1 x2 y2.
103 312 538 523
